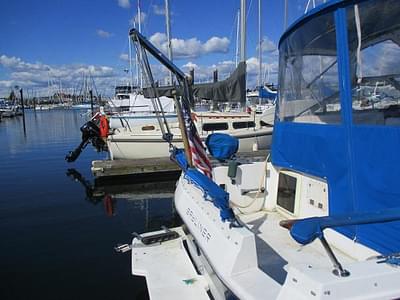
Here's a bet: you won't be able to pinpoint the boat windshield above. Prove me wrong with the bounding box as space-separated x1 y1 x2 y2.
347 0 400 125
278 10 340 124
278 0 400 126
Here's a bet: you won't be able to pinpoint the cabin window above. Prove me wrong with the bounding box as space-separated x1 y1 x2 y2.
232 121 255 129
279 11 341 124
142 125 155 131
347 0 400 126
202 123 229 131
260 120 273 127
277 173 297 214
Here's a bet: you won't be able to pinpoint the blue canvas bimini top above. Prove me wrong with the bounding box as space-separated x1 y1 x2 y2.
273 0 400 254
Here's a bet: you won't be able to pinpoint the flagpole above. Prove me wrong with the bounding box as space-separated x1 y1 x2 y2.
173 93 192 167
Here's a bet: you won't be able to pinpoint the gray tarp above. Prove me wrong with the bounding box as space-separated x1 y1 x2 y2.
143 62 246 103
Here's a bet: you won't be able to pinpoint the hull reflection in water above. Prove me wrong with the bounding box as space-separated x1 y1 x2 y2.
66 168 181 228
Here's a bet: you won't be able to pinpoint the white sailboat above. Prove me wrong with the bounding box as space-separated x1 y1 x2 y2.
124 0 400 299
107 0 275 160
107 109 274 160
107 85 177 129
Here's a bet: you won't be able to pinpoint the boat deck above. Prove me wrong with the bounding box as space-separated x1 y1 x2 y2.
132 229 210 300
238 211 356 285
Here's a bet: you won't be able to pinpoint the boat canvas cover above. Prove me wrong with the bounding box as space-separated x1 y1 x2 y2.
259 86 277 100
273 0 400 255
205 133 239 161
172 149 234 221
143 62 246 103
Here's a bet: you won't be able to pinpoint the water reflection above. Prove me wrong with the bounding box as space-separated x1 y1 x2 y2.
66 168 181 229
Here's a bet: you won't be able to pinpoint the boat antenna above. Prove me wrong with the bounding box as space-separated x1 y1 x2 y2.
165 0 173 85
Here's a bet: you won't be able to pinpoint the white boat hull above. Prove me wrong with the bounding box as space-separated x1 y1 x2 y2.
109 113 178 129
107 128 272 160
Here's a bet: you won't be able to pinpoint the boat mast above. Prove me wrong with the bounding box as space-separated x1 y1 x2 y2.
284 0 288 29
165 0 173 85
240 0 246 109
138 0 143 88
128 35 133 90
134 19 140 88
240 0 246 63
258 0 262 104
235 9 240 67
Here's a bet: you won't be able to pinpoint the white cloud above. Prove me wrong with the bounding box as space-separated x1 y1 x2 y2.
152 4 165 16
96 29 113 39
0 55 49 71
0 80 14 89
0 54 117 97
0 51 279 98
118 0 130 9
203 37 230 53
180 60 237 83
259 36 277 53
149 32 230 59
119 53 129 61
182 62 198 69
0 55 21 68
130 12 147 26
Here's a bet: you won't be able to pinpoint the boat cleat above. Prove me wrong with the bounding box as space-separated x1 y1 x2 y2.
114 243 132 253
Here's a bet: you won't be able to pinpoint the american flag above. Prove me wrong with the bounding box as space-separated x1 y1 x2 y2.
181 101 213 178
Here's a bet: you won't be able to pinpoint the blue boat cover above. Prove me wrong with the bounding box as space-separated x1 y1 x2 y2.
289 207 400 245
272 121 400 254
272 0 400 255
205 133 238 161
172 148 234 221
259 86 277 101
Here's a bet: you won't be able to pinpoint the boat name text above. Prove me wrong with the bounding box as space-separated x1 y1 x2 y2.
186 207 211 243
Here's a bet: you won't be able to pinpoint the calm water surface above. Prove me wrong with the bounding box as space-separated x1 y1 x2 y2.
0 109 179 300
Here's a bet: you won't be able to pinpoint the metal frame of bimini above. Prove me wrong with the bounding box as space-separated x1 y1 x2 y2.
130 29 236 222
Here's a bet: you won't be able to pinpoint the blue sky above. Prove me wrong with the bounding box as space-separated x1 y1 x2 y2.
0 0 326 98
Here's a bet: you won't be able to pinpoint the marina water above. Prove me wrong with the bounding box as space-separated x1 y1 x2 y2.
0 109 179 299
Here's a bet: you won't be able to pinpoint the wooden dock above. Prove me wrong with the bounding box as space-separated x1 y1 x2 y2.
91 150 268 183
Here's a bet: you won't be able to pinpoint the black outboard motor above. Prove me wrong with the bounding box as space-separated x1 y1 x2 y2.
65 120 106 162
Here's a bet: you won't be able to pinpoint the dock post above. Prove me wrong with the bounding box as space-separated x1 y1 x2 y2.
20 88 26 134
90 89 94 117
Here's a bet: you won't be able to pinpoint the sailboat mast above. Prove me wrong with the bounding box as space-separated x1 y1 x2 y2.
138 0 143 88
134 19 140 88
284 0 288 29
128 35 133 90
165 0 173 85
258 0 262 89
240 0 247 110
240 0 246 63
235 9 240 67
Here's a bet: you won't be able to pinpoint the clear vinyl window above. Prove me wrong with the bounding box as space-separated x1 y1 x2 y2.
347 0 400 125
279 11 341 124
